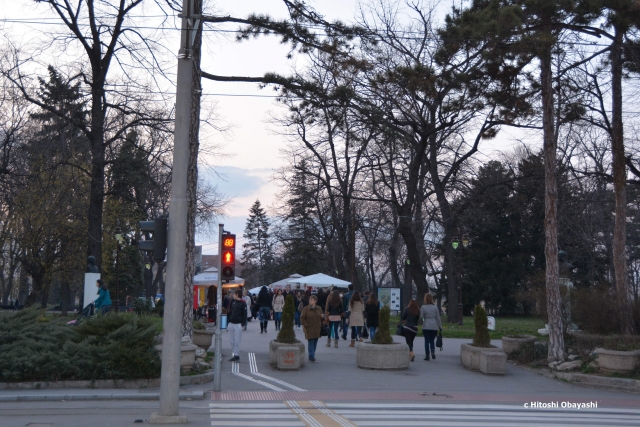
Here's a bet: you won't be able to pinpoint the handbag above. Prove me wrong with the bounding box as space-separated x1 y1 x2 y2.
362 325 369 339
298 302 304 312
395 324 404 336
436 330 443 350
328 315 341 322
320 323 329 337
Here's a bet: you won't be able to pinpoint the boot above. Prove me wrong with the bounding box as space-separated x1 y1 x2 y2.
349 339 355 347
410 351 415 362
431 350 436 360
359 337 363 343
334 339 339 348
260 323 264 334
326 336 332 347
424 352 430 361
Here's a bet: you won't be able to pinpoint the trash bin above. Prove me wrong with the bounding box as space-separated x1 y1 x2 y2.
221 314 228 330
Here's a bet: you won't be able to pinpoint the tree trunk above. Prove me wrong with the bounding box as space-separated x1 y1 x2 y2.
540 40 565 362
610 29 635 335
60 280 69 316
182 2 203 339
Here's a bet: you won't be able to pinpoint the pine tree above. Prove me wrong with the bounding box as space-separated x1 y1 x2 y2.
242 200 273 286
276 294 298 344
473 304 491 348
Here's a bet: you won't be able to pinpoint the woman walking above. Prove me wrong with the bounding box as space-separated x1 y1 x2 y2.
420 293 442 361
257 286 272 333
301 295 323 362
94 279 112 314
364 293 380 340
324 290 343 348
348 292 365 347
401 299 420 361
272 289 285 330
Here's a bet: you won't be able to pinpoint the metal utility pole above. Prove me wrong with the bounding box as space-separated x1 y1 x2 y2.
213 224 224 392
151 0 198 423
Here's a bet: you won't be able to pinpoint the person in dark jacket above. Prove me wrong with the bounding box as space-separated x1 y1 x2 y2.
256 286 273 333
316 288 327 313
227 289 247 362
364 292 380 340
341 284 354 340
402 299 420 362
325 290 344 348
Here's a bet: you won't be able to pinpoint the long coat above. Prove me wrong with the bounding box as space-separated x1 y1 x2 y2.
348 301 365 327
300 305 323 340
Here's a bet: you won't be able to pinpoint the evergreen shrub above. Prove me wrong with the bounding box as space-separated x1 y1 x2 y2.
372 306 393 344
472 304 491 347
0 309 161 382
276 294 298 344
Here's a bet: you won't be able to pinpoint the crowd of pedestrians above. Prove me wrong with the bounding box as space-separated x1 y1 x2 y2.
225 283 442 364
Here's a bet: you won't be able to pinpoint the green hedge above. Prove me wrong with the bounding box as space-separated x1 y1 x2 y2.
0 310 161 382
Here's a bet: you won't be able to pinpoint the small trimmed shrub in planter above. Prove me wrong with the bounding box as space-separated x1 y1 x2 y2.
372 306 393 344
473 305 491 348
269 294 305 369
357 306 410 370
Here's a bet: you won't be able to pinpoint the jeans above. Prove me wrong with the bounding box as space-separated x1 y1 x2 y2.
228 323 242 356
99 304 112 315
351 326 362 340
308 338 318 359
294 312 301 327
259 307 271 321
341 313 350 337
329 321 340 339
424 329 438 354
368 326 377 341
274 312 282 322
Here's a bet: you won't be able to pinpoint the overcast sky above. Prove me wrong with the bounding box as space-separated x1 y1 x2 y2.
1 0 533 256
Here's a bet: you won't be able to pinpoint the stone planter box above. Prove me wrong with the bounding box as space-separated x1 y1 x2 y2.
154 343 198 374
192 329 214 350
460 343 506 375
502 334 537 356
269 340 305 369
596 348 640 374
356 342 410 370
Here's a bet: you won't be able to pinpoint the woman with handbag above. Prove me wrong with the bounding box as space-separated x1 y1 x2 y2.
324 290 343 348
348 292 365 346
401 299 420 361
420 293 442 361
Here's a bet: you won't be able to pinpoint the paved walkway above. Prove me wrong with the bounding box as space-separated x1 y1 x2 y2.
2 318 638 426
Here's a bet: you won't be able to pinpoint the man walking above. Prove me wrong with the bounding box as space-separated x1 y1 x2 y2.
227 289 247 362
341 284 354 340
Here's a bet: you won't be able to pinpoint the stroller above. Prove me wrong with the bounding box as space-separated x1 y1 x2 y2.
67 302 95 326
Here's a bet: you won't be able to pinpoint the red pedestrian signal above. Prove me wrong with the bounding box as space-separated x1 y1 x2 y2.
221 233 236 281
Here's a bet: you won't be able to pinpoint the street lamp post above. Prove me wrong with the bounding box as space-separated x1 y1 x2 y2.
452 231 470 326
114 227 124 313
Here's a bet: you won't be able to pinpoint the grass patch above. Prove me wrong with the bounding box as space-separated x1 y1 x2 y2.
389 314 545 339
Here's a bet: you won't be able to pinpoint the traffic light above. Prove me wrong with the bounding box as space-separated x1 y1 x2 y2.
221 233 236 281
138 217 168 262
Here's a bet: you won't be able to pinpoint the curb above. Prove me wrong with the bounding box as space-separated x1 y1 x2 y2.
0 390 205 402
0 371 214 390
522 364 640 393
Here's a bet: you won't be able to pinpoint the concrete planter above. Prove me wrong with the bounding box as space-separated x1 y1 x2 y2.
596 348 640 374
154 343 198 374
192 329 214 350
269 340 305 369
460 343 506 375
356 342 410 370
501 334 537 356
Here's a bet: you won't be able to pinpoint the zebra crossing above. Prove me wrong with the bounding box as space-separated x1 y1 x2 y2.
210 402 640 427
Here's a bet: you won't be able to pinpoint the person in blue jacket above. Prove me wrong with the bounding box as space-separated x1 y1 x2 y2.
95 279 112 314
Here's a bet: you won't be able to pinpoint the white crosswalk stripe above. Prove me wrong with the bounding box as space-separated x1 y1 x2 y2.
209 402 640 427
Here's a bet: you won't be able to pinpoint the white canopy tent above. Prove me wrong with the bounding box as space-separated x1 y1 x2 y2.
269 273 303 289
286 273 351 289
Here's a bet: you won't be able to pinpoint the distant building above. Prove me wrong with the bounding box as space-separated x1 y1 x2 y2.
201 255 244 277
